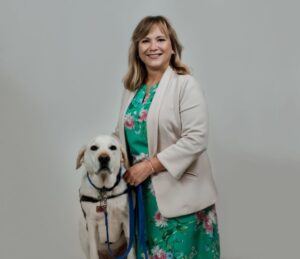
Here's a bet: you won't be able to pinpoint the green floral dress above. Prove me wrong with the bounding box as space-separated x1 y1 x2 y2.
124 83 220 259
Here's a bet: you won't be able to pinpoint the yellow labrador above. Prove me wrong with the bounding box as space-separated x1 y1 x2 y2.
76 135 134 259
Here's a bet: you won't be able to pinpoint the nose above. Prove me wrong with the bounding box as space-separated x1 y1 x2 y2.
98 154 110 165
149 40 158 50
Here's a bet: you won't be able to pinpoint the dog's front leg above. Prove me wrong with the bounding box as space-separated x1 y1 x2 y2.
87 221 99 259
79 217 90 259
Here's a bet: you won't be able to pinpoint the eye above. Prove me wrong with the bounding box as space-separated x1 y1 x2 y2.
90 145 98 151
141 39 150 43
109 145 117 151
158 38 166 42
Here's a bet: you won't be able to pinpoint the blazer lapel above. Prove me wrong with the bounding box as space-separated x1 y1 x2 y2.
147 66 174 156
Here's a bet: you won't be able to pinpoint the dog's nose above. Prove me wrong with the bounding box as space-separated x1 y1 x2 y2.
98 154 110 164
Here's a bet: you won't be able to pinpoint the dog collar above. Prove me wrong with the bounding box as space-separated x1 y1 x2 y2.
86 167 123 193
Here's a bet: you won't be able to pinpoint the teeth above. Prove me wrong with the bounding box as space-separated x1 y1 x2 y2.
148 54 161 57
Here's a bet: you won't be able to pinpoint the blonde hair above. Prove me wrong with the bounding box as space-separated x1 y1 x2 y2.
123 16 190 91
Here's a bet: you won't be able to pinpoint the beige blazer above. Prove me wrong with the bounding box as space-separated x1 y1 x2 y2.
114 66 217 218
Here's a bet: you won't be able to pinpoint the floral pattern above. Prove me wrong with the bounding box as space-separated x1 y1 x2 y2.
151 246 168 259
154 211 168 228
124 114 135 129
138 109 148 122
124 83 220 258
195 206 218 236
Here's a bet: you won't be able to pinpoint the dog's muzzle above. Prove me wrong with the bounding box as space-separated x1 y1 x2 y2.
98 154 110 172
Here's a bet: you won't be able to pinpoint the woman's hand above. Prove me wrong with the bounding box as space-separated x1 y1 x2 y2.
123 160 154 186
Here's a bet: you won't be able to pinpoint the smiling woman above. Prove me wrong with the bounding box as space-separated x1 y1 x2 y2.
137 24 174 79
114 15 220 258
123 16 190 92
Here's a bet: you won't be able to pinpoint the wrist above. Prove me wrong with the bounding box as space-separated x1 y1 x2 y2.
146 158 156 175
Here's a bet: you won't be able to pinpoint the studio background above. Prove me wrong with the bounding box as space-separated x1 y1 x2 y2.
1 1 299 259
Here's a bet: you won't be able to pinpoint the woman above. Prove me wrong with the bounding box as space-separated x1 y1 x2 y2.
114 16 220 258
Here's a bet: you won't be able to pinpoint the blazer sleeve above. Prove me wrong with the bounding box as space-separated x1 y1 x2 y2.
156 76 209 180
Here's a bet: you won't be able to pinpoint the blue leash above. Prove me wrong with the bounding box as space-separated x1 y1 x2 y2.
104 185 135 259
136 184 149 259
104 184 149 259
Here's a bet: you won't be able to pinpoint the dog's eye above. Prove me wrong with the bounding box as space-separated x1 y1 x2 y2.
90 145 98 151
109 145 117 151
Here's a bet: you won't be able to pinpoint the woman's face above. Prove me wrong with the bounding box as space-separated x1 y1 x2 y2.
138 24 173 73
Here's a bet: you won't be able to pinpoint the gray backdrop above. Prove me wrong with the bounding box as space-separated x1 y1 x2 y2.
1 1 299 259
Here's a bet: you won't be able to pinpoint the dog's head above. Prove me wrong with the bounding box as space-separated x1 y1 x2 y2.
76 135 128 182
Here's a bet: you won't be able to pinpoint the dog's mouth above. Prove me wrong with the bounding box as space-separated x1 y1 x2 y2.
96 166 111 174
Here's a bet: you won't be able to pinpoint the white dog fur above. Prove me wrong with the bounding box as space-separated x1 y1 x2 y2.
76 135 135 259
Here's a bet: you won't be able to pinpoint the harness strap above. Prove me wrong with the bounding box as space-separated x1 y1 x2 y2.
80 196 99 203
80 189 128 203
79 190 88 230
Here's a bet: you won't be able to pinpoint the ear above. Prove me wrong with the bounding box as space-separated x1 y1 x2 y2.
121 147 129 169
76 145 86 170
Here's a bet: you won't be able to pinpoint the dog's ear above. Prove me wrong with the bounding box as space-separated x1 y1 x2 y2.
76 145 86 170
121 147 129 169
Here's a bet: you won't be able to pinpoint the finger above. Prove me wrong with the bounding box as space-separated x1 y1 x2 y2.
123 171 129 181
123 173 134 185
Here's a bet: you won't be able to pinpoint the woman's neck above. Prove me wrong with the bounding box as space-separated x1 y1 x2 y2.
145 68 166 86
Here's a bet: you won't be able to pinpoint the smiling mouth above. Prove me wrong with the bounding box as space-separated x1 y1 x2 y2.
147 53 162 58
